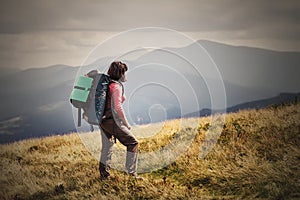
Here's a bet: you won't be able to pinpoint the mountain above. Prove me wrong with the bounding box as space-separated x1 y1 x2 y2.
185 92 300 117
199 40 300 92
0 40 299 144
0 64 78 119
0 65 78 143
0 66 21 78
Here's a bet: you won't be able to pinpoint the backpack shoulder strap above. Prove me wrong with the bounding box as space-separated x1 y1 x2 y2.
78 108 81 127
119 81 124 96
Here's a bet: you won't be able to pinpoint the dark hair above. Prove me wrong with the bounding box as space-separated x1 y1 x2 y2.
107 61 128 80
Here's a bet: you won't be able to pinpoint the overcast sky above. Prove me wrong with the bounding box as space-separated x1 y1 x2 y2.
0 0 299 69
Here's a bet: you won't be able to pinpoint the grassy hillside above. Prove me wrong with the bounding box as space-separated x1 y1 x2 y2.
0 103 299 199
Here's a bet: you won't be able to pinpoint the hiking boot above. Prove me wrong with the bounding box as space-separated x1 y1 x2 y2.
99 163 111 181
100 170 110 181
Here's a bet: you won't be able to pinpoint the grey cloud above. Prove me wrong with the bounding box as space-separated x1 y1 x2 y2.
0 0 299 70
0 0 299 35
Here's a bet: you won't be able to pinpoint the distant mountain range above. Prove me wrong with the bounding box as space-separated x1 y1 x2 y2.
0 40 299 144
185 92 300 117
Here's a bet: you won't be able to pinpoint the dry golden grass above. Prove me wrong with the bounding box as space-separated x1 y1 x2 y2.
0 103 299 199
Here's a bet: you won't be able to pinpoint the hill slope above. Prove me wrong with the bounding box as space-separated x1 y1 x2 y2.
0 103 299 199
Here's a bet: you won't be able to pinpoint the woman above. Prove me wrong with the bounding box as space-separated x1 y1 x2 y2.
99 61 139 180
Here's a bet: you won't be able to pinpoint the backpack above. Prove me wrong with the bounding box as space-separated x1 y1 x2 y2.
69 70 110 131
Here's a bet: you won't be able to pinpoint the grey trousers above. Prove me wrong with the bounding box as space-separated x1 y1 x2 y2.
99 118 138 177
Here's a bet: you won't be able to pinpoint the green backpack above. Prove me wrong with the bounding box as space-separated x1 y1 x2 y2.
70 70 110 131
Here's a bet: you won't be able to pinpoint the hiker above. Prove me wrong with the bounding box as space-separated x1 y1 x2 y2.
99 61 139 179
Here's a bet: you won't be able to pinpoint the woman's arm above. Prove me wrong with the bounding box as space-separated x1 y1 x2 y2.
110 83 130 129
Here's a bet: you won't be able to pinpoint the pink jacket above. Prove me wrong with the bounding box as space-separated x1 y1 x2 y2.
106 81 126 121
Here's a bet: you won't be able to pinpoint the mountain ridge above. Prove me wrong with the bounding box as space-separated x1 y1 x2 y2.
184 92 300 117
0 40 299 144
